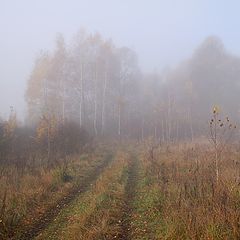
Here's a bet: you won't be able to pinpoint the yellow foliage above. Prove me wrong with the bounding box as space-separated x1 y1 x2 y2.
4 110 17 138
36 114 58 141
213 105 220 114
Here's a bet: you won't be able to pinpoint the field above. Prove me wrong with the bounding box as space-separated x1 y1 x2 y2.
2 1 240 239
1 141 240 240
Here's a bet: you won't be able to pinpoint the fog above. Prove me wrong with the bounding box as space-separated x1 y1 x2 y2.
1 0 240 120
3 2 240 238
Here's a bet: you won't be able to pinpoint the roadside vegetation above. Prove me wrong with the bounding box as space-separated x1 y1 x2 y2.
2 27 240 240
126 141 240 240
35 150 129 240
0 143 112 239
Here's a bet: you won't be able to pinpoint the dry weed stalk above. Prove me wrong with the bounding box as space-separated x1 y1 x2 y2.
209 106 236 182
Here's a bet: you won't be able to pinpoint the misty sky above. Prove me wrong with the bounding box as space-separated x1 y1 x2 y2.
1 0 240 120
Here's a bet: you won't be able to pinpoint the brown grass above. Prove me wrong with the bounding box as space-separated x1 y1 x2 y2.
138 141 240 239
0 149 107 238
36 150 129 240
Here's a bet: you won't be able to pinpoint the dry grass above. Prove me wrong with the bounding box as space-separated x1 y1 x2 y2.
2 142 240 239
36 150 129 240
0 150 107 238
133 142 240 239
67 153 127 239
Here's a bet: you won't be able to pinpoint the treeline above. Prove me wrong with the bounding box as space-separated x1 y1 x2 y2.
0 107 89 167
1 32 239 168
25 32 240 142
26 30 141 138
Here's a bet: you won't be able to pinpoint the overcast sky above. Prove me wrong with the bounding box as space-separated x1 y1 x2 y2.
1 0 240 120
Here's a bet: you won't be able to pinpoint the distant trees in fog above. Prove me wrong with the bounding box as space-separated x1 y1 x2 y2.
25 30 140 139
1 32 240 169
24 32 240 142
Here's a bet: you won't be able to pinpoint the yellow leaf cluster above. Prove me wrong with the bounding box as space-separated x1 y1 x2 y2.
213 105 220 114
36 114 58 141
4 112 17 138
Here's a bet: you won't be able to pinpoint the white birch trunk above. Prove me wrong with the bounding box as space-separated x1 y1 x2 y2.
101 67 107 135
118 104 121 137
79 63 83 128
94 64 98 136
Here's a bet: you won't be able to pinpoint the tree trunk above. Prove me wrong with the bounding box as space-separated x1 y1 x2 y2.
118 104 121 137
101 67 107 135
188 106 194 142
79 63 83 128
62 82 66 124
94 64 98 136
161 117 165 143
141 118 144 141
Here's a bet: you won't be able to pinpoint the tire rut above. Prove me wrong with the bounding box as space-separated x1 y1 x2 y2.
119 154 138 240
10 153 113 240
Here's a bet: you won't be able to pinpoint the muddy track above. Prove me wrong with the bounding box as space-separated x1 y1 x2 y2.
119 154 138 240
10 153 113 240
